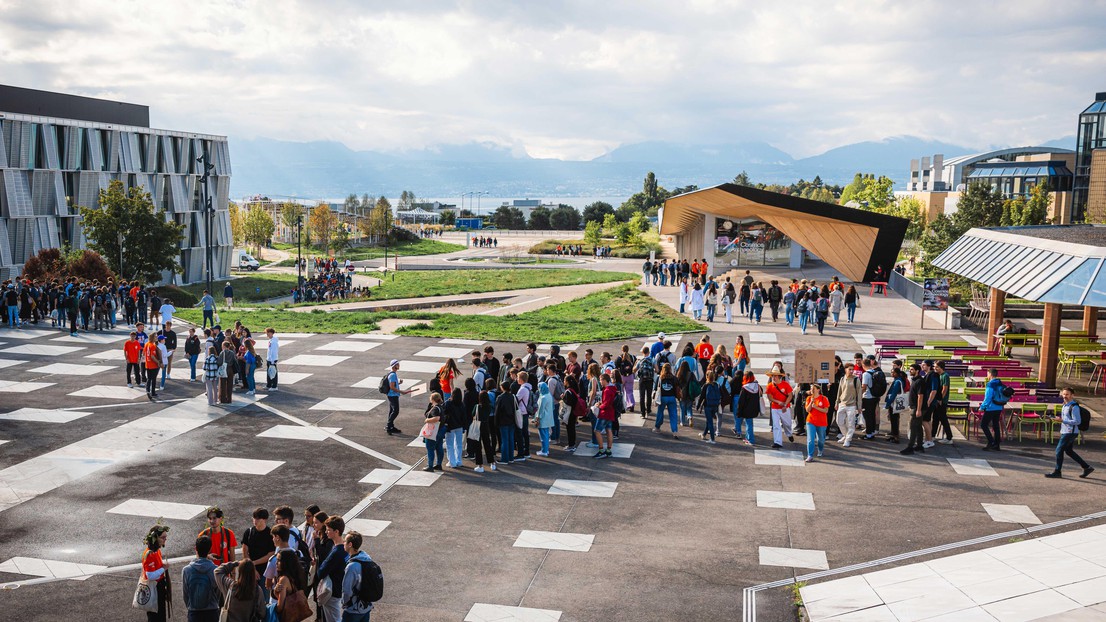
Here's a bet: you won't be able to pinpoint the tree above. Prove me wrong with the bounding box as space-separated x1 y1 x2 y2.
309 202 336 256
628 212 650 234
643 171 660 210
602 212 619 235
1022 181 1052 225
891 196 926 240
584 220 603 247
439 209 456 227
616 194 645 222
838 173 866 205
227 201 245 246
854 175 895 211
732 171 752 186
491 205 526 230
78 179 184 282
243 204 275 256
954 182 1005 230
615 222 634 245
360 193 373 218
343 193 360 216
331 224 352 255
398 190 416 211
549 205 580 230
528 205 551 230
24 247 115 283
363 196 393 244
582 201 615 225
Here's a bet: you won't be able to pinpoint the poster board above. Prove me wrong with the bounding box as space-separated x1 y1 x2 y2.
793 349 837 384
922 278 950 310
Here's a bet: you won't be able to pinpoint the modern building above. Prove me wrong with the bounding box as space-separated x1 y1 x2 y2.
904 147 1076 223
1074 92 1106 222
0 84 232 282
660 183 908 282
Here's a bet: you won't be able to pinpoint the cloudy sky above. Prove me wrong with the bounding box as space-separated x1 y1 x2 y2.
2 0 1104 159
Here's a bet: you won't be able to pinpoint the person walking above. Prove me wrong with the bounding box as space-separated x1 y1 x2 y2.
223 282 234 309
829 285 844 327
143 334 162 400
125 331 142 388
200 289 216 329
733 371 761 444
767 280 783 322
844 285 859 323
930 361 954 444
618 345 636 413
264 328 279 392
804 384 830 462
705 283 718 322
1046 387 1095 479
184 328 201 383
766 364 794 448
734 336 749 377
699 370 721 444
385 360 413 435
652 363 680 439
635 346 655 418
749 282 764 324
797 292 811 335
722 282 735 323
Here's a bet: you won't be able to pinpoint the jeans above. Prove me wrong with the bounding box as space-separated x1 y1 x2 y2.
6 305 18 327
1055 432 1089 472
806 423 826 457
424 437 444 467
499 425 515 462
798 311 809 333
679 398 693 424
245 361 256 392
816 313 827 334
446 428 465 466
736 417 755 444
930 402 952 440
785 305 795 325
539 426 551 453
831 311 840 324
516 419 530 457
159 365 168 389
342 611 371 622
706 303 716 322
847 302 856 322
202 309 214 328
751 302 762 322
981 409 1002 448
655 396 679 433
739 298 749 314
660 273 668 286
703 404 717 440
188 354 198 381
551 405 561 442
387 395 400 430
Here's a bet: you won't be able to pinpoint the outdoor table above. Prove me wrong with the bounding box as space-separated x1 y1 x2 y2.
869 282 888 296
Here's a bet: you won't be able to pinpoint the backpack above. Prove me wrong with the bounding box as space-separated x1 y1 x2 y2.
992 383 1011 405
636 358 655 382
1075 402 1091 432
817 298 829 315
703 381 721 407
614 390 625 415
289 530 312 577
353 559 384 605
378 374 391 394
619 356 635 377
572 392 588 421
182 562 216 610
870 369 887 398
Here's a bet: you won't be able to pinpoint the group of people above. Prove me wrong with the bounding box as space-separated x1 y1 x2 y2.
2 276 177 338
293 271 365 303
641 257 711 287
471 236 499 248
553 244 585 256
140 504 379 622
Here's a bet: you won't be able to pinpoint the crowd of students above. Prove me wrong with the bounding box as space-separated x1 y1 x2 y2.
140 505 380 622
2 276 178 337
471 236 498 248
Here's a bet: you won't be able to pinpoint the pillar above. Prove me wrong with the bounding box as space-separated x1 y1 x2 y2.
702 214 716 275
1039 303 1063 386
1083 306 1099 339
986 288 1006 352
789 241 804 269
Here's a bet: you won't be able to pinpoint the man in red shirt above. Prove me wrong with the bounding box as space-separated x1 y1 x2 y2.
766 363 794 448
198 506 237 564
124 331 142 388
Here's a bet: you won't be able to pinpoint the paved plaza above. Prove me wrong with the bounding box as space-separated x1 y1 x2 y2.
0 285 1105 621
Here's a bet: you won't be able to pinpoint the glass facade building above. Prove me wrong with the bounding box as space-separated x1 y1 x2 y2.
714 218 792 268
1074 92 1106 222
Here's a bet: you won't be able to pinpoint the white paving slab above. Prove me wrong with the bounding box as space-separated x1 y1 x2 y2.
0 329 57 340
749 343 782 355
107 498 208 520
414 346 473 359
0 380 54 393
748 332 778 342
192 457 284 475
282 354 350 367
407 436 427 448
346 333 399 340
255 339 296 350
465 603 562 622
574 442 635 458
547 479 618 498
397 360 449 374
440 338 486 346
257 425 341 441
759 546 829 570
0 557 108 581
981 590 1081 622
314 340 380 352
756 490 816 510
963 335 987 347
0 344 84 356
274 332 317 338
514 530 594 552
0 440 8 447
84 350 122 361
1056 576 1106 606
67 385 149 400
0 358 26 369
51 333 128 344
345 518 391 537
309 397 384 412
28 362 113 376
981 503 1041 525
0 408 95 424
274 372 312 385
359 469 404 484
396 470 440 486
754 449 806 467
948 458 999 476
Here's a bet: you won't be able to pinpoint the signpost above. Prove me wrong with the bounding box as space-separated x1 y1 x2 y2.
794 349 837 384
921 277 950 329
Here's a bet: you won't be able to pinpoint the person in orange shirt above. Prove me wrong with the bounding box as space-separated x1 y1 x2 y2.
198 506 237 564
804 384 830 462
694 335 714 373
141 524 170 621
766 363 794 448
143 336 162 400
124 331 142 388
734 336 749 375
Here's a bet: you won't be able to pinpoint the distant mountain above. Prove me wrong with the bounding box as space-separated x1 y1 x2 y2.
794 136 976 184
592 141 793 165
1040 135 1076 151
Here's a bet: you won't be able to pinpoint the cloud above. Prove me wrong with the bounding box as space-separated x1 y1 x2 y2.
1 0 1104 159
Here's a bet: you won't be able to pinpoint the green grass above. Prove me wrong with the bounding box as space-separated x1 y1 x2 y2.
179 273 298 303
360 268 633 301
461 257 575 265
528 238 657 259
394 283 703 342
174 307 383 333
272 238 463 264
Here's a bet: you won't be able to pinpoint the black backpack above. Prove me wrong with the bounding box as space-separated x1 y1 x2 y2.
378 374 391 394
993 383 1012 405
1075 402 1091 432
354 559 384 605
870 369 888 398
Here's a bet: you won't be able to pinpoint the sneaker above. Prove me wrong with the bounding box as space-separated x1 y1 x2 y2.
706 439 716 444
788 435 794 443
604 450 613 457
672 434 679 440
804 456 814 462
433 465 443 471
900 447 915 455
937 438 953 445
1045 471 1062 479
127 383 133 388
922 440 935 449
474 466 485 473
593 451 605 458
982 445 996 451
565 447 576 453
835 433 843 441
246 390 255 395
771 443 783 449
537 451 549 457
268 387 278 392
423 466 435 472
843 441 851 447
490 463 497 471
698 432 705 439
516 456 527 462
1081 466 1095 479
586 442 598 448
652 427 659 433
864 433 875 440
817 451 823 457
391 428 403 435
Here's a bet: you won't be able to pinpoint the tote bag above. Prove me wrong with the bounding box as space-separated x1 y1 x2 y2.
132 576 158 613
892 393 910 414
419 421 439 439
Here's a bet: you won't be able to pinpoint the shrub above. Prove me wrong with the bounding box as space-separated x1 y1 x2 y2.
156 284 198 307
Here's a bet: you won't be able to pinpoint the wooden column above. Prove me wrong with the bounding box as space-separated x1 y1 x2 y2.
1039 303 1063 387
1084 306 1099 339
987 288 1006 352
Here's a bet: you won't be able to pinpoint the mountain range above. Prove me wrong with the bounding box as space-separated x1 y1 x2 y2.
229 134 1076 200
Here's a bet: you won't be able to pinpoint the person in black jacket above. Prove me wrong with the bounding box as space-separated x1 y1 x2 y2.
184 327 202 382
494 381 518 464
462 378 479 461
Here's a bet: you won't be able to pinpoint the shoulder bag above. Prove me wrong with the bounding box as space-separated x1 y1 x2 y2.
132 574 158 613
279 588 312 622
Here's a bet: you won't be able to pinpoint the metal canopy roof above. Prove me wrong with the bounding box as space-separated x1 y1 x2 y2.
932 226 1106 306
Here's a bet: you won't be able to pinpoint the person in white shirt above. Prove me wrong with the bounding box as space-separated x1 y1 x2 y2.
158 299 176 326
265 327 279 391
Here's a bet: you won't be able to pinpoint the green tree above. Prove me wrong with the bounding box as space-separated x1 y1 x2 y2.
398 190 416 211
602 212 619 234
891 196 926 240
491 206 526 229
1022 181 1052 225
582 201 615 225
360 193 373 218
854 175 895 211
616 194 645 222
309 202 336 256
806 187 837 204
528 205 552 230
584 220 603 247
732 171 752 186
227 201 245 246
838 173 866 205
955 182 1005 229
363 196 393 244
77 179 184 282
439 209 456 227
332 223 352 255
343 193 360 216
643 171 659 210
614 222 633 245
628 212 650 234
243 204 275 256
549 205 581 230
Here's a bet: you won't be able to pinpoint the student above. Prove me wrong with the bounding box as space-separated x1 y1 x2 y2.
340 532 375 622
699 370 721 444
203 346 220 405
125 331 142 388
804 384 830 462
218 341 237 404
142 525 171 622
182 536 221 621
198 506 236 565
766 364 794 449
143 334 162 400
652 363 680 438
495 381 518 464
901 364 928 455
313 516 348 622
213 559 265 622
594 373 617 458
423 393 446 471
1046 388 1095 479
734 371 761 445
264 328 280 392
200 289 217 329
184 328 201 383
535 381 555 456
635 346 656 417
240 508 275 600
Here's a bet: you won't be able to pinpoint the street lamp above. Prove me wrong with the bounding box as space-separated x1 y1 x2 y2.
197 151 216 295
296 214 304 296
118 231 124 280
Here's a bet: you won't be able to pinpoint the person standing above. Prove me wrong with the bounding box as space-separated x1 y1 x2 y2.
804 384 830 462
836 362 862 447
223 282 234 309
182 536 221 622
143 334 162 400
218 341 237 404
722 282 735 323
243 339 258 396
264 327 279 391
883 368 907 444
733 371 761 445
340 532 376 622
314 516 348 622
159 322 177 388
653 363 680 438
699 370 721 444
1046 388 1095 479
641 259 652 286
593 373 617 458
200 289 216 329
829 286 844 327
766 364 794 448
635 346 655 418
141 525 171 622
767 280 783 322
184 328 201 383
931 361 954 444
860 357 881 440
198 506 236 565
385 360 412 435
901 364 927 455
203 346 220 405
125 331 142 388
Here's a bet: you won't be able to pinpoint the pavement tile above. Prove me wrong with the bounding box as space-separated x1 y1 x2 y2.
513 530 594 552
756 490 815 510
27 363 113 376
314 340 380 352
413 346 472 359
981 589 1081 622
309 397 384 412
885 588 976 622
191 457 284 475
754 449 806 466
0 380 54 393
0 557 107 581
758 545 828 570
947 457 999 476
0 344 84 356
106 498 208 520
464 603 562 622
981 503 1042 525
547 479 617 498
256 425 341 441
0 408 95 423
345 518 391 537
281 354 350 366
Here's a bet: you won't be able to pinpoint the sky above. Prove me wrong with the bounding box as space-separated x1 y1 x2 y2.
2 0 1105 160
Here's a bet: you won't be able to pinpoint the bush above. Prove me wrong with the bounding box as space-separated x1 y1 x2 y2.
156 284 198 307
22 247 116 284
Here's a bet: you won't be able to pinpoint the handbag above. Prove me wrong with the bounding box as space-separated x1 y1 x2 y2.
316 576 333 603
267 364 277 379
419 421 439 439
218 583 234 622
892 393 910 414
467 419 481 441
589 403 600 418
218 362 228 378
280 589 312 622
132 576 158 613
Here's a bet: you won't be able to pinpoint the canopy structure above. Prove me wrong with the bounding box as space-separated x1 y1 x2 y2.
661 183 909 282
932 225 1106 385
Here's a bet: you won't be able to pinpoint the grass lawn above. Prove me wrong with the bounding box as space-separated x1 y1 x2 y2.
174 307 383 333
273 238 463 266
394 283 703 342
528 238 656 259
358 268 633 301
179 273 298 303
461 257 576 265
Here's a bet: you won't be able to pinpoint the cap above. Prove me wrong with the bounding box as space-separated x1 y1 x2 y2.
157 335 166 340
657 332 666 339
388 359 399 368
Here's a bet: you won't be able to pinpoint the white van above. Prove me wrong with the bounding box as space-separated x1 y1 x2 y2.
232 249 261 271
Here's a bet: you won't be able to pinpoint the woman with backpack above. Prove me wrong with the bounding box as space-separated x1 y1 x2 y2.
797 292 812 335
423 393 446 471
462 378 479 462
675 344 701 427
815 293 830 335
699 370 722 444
739 280 751 316
618 345 636 413
705 282 718 322
653 363 680 438
214 560 265 622
734 371 761 444
443 390 468 469
272 550 310 622
634 346 655 419
494 381 518 463
749 282 764 324
722 282 736 323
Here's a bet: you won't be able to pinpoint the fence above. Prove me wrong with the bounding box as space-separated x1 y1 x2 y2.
888 270 924 307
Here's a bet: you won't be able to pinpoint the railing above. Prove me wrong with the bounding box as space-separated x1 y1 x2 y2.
888 270 925 307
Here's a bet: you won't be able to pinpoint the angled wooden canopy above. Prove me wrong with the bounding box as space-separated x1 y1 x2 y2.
661 183 909 282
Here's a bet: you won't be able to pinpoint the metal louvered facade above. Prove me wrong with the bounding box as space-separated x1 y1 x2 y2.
932 226 1106 306
0 105 231 283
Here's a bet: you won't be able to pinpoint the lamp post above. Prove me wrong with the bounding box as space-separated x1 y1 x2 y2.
296 214 304 296
197 151 215 295
117 231 124 280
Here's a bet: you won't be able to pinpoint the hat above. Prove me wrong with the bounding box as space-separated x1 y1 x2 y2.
768 363 786 377
657 332 666 339
388 359 399 368
157 335 166 340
